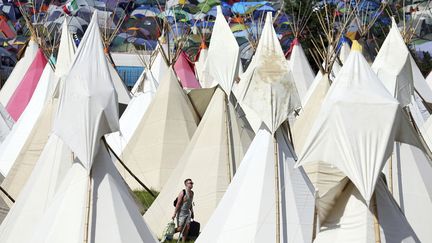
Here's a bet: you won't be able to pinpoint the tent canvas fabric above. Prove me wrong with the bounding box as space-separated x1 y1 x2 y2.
6 49 47 121
382 143 432 243
297 43 423 203
120 69 199 190
107 45 167 156
239 13 300 133
0 20 78 203
174 52 201 89
0 98 58 204
0 103 13 143
144 88 253 237
27 145 159 243
314 179 420 243
0 135 73 243
106 67 159 156
196 127 315 243
0 40 38 107
53 11 119 168
289 39 315 105
205 5 239 95
195 48 208 82
372 19 432 107
0 64 55 177
107 61 131 105
23 11 158 243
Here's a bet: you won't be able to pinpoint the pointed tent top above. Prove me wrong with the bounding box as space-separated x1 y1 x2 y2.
55 18 76 79
240 11 300 133
53 10 119 169
371 15 413 107
205 4 239 95
297 45 422 203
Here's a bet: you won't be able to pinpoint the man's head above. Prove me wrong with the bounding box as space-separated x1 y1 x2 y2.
184 178 194 189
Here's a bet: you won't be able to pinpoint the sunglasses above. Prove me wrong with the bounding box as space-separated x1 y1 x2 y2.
187 182 194 184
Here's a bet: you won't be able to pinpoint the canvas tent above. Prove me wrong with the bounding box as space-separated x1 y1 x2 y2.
107 45 167 155
289 38 315 105
22 11 158 243
382 142 432 243
372 19 432 108
195 47 208 83
204 6 239 94
297 41 422 203
314 179 420 243
119 68 199 190
144 87 253 237
238 13 300 133
5 49 47 121
0 135 73 242
0 20 76 206
0 40 38 106
196 127 315 243
0 63 55 178
174 51 201 89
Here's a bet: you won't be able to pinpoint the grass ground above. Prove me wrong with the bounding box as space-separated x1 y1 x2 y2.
133 189 159 214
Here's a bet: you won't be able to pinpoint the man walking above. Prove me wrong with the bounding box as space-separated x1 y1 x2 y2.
172 178 194 242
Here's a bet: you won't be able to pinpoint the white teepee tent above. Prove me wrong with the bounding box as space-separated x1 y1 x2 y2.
297 41 422 203
24 11 158 243
196 127 315 243
107 45 165 155
289 38 315 105
382 142 432 242
203 6 239 93
144 87 253 237
195 47 208 82
314 179 420 243
0 134 73 243
372 18 432 108
119 68 199 190
0 20 77 204
197 12 313 243
0 63 55 178
239 12 300 133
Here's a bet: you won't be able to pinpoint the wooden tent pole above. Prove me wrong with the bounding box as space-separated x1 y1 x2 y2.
83 169 92 243
372 192 381 243
0 185 14 203
102 137 156 198
224 94 233 181
273 135 280 243
389 151 393 194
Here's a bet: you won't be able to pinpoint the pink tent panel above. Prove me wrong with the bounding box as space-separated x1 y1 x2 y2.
6 48 47 121
174 52 201 89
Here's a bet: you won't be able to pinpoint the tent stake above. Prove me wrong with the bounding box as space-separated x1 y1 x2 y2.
372 192 381 243
273 135 280 243
0 185 14 203
102 137 156 198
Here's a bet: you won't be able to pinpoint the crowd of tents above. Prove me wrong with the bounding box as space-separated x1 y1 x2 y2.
0 0 431 243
